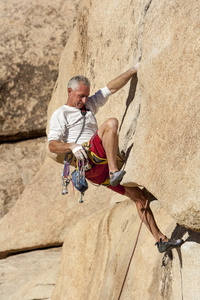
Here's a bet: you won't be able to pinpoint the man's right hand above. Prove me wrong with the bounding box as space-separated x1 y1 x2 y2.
48 141 87 160
72 144 88 161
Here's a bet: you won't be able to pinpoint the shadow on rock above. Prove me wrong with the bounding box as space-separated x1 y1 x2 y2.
119 75 138 132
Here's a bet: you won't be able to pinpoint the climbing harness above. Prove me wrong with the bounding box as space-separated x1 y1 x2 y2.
61 106 124 202
83 138 108 165
117 192 149 300
82 135 124 187
61 106 89 203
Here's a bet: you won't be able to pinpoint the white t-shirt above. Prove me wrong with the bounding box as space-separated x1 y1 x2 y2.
48 86 112 145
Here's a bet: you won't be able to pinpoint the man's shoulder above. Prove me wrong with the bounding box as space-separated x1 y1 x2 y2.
52 105 66 113
50 106 70 123
86 87 112 113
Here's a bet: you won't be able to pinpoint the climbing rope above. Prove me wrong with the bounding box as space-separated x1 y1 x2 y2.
117 192 149 300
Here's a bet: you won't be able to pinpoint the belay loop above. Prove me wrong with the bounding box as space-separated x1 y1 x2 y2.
61 106 89 203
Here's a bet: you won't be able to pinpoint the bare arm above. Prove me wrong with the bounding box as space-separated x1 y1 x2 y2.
49 140 87 160
49 140 77 154
107 64 139 94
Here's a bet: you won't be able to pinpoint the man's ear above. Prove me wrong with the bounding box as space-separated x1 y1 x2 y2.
68 87 73 94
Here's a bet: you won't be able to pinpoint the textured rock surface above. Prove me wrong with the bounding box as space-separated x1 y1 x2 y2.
47 0 200 231
48 0 200 299
0 247 61 300
0 137 46 217
52 201 200 300
0 0 79 141
122 0 200 232
0 157 113 258
0 0 200 299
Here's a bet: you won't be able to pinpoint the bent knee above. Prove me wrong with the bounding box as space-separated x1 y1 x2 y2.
98 118 119 139
105 118 118 130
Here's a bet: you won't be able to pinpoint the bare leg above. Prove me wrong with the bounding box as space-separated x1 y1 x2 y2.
98 119 166 241
125 186 167 242
98 118 119 173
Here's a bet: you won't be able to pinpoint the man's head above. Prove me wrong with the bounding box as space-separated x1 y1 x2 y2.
67 75 90 109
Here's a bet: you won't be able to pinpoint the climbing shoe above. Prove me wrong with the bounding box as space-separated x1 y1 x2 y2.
155 238 184 253
110 170 126 187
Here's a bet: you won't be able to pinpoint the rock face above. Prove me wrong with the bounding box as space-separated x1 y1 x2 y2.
0 0 200 299
0 0 79 141
0 156 113 258
52 201 200 300
47 0 200 231
123 0 200 232
0 137 46 217
47 0 199 298
0 247 61 300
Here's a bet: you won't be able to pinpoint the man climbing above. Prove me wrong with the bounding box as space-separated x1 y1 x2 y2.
48 64 184 253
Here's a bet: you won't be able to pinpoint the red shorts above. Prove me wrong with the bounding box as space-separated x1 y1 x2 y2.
84 132 125 195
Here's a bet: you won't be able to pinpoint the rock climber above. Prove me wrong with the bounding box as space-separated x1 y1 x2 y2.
48 63 184 253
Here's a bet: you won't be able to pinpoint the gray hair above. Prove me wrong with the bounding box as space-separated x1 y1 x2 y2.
67 75 91 91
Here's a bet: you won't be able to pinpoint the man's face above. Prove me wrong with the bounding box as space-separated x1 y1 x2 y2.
67 83 90 109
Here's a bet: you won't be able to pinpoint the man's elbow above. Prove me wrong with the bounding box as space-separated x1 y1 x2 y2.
48 141 56 153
